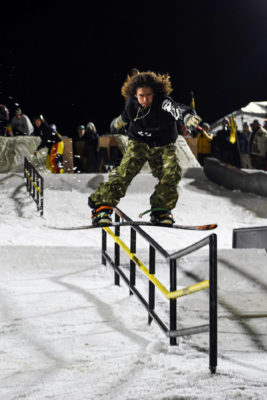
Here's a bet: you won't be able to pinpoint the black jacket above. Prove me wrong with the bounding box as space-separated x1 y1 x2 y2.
36 121 62 153
120 95 195 147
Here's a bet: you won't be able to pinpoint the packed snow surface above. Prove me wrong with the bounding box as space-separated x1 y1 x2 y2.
0 169 267 399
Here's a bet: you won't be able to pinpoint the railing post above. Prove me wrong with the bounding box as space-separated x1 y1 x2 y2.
33 168 36 202
130 227 136 295
36 176 40 211
24 157 26 180
170 259 177 345
102 229 107 266
30 165 33 195
40 176 44 216
114 212 120 286
148 244 155 324
209 234 217 374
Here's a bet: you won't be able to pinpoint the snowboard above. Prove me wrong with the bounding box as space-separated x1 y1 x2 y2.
50 221 217 231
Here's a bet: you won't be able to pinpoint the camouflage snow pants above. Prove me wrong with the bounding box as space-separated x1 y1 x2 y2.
89 140 182 211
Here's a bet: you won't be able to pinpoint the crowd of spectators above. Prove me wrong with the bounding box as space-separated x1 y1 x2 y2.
1 102 267 173
192 117 267 171
0 105 102 173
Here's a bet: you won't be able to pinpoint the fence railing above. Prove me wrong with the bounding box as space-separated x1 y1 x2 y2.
101 208 217 374
24 157 44 216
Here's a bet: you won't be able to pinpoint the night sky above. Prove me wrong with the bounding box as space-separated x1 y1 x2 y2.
1 0 266 136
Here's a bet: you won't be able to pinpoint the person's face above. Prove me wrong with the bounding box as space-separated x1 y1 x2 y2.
16 112 22 119
78 128 85 137
136 86 154 108
34 119 42 127
251 122 259 132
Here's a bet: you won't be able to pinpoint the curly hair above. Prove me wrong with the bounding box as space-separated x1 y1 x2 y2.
121 71 173 99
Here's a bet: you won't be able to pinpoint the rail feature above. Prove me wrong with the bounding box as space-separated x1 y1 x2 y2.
24 157 44 216
101 208 217 374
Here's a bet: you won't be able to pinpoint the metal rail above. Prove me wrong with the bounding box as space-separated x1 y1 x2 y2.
101 208 217 374
24 157 44 216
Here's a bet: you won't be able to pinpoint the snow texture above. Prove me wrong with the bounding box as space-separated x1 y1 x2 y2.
0 169 267 399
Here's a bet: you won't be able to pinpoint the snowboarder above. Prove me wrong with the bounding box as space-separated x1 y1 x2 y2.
88 71 201 226
33 114 64 173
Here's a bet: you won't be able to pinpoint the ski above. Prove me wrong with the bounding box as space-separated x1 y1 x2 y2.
49 221 217 231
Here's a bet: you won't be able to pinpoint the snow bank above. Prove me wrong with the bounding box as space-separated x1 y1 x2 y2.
1 170 267 399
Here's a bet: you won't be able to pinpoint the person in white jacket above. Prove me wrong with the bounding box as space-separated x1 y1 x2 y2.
11 108 34 136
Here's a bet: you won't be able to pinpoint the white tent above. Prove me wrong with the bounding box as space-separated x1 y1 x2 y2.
210 101 267 133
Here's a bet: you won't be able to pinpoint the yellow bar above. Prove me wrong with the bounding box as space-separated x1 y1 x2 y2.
167 280 209 299
104 227 170 297
104 227 209 300
25 170 41 194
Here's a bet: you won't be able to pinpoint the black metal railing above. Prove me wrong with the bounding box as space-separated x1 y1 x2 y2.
101 208 217 374
24 157 44 216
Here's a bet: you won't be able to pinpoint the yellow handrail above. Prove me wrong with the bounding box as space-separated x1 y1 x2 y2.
24 169 42 194
104 227 209 300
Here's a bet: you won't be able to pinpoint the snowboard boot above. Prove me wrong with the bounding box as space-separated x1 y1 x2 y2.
150 209 174 225
89 198 114 226
91 206 113 226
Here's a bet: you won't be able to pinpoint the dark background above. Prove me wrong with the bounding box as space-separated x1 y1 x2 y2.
1 0 266 137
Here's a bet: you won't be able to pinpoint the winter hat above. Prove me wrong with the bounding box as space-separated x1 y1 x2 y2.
77 125 85 130
15 108 22 114
202 122 210 130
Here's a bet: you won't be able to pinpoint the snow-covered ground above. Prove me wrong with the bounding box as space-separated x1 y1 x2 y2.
0 170 267 399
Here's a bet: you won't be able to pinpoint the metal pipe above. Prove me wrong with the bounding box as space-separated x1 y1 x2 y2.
130 227 136 295
169 324 209 338
114 212 120 286
169 259 177 345
168 236 210 260
209 234 217 374
148 245 155 324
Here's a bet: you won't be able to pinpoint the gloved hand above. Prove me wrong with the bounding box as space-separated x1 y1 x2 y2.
110 115 128 134
184 114 202 128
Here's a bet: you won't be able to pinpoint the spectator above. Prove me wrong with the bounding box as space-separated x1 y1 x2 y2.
237 122 251 168
33 114 64 173
73 125 87 173
263 119 267 131
212 117 240 166
10 108 34 136
0 104 11 136
196 122 213 165
248 119 267 170
73 123 99 173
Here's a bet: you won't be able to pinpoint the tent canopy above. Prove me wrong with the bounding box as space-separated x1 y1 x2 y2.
210 101 267 133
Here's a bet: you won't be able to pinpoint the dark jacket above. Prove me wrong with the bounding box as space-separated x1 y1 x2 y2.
212 127 240 166
120 95 195 147
73 129 99 156
36 121 62 153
